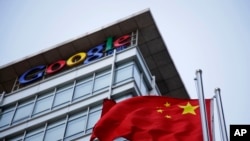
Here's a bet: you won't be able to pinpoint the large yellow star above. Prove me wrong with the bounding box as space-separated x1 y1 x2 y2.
179 102 199 115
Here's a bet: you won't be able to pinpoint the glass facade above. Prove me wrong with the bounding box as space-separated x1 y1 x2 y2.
6 105 101 141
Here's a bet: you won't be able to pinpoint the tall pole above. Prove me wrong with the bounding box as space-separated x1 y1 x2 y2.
215 88 228 141
195 69 210 141
108 49 117 99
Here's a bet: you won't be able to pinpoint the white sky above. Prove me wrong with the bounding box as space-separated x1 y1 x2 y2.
1 0 250 140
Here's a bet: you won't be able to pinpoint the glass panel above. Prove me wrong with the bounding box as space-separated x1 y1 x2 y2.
13 103 33 122
73 80 92 100
65 116 86 137
114 137 129 141
141 79 148 95
57 82 73 91
115 94 133 102
53 87 73 107
115 65 133 83
33 95 53 115
93 73 110 91
0 110 14 127
44 124 65 141
6 135 23 141
25 132 43 141
25 127 44 141
133 65 140 88
87 109 101 130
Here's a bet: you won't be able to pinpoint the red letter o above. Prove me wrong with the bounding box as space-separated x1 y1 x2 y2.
46 60 66 74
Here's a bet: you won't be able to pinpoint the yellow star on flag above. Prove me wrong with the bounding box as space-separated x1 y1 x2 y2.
164 102 171 107
165 115 171 119
157 109 164 113
179 102 199 115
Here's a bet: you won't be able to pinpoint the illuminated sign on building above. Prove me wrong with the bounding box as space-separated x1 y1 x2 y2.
19 34 133 85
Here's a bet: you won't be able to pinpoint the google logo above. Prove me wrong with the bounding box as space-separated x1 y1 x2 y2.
19 34 131 85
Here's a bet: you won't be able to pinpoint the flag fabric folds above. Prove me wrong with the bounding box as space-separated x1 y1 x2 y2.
90 96 212 141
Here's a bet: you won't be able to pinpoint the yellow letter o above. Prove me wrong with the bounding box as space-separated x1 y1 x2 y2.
66 52 87 67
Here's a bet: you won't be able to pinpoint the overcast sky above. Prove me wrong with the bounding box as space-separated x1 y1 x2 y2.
1 0 250 140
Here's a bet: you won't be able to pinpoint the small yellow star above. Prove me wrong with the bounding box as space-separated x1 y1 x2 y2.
165 115 171 119
164 102 171 107
157 109 164 113
179 102 199 115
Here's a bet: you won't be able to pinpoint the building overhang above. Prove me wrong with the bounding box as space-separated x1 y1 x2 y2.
0 9 189 98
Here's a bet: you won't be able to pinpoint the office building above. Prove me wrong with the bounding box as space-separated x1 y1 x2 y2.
0 9 189 140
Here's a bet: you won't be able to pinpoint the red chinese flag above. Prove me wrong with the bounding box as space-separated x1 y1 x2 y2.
90 96 212 141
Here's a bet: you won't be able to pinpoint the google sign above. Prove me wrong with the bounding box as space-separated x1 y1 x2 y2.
19 34 132 85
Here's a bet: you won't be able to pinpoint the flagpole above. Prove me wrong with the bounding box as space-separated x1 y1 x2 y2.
211 97 216 141
195 69 210 141
108 49 117 99
214 88 228 141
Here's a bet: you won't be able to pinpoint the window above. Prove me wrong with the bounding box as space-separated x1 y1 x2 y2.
140 79 148 95
53 83 74 107
44 120 66 141
24 127 44 141
115 64 133 83
13 101 33 123
86 106 102 133
93 71 110 92
33 92 54 115
65 111 87 140
73 78 92 100
0 107 15 128
6 135 23 141
133 65 140 87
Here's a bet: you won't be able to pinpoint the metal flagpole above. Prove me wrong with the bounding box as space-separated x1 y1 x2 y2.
214 88 228 141
211 97 216 141
195 69 210 141
108 49 117 99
